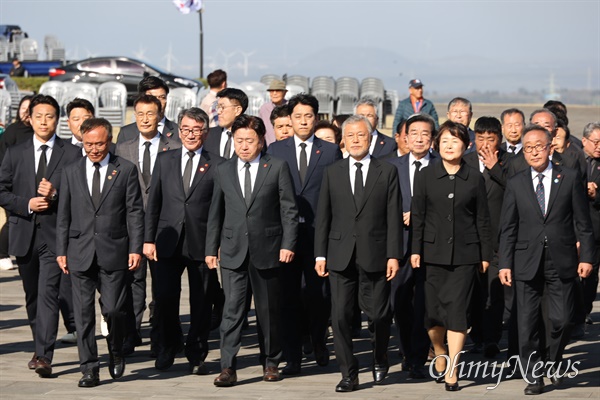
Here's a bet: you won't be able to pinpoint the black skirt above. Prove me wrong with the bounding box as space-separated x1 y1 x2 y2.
424 263 476 331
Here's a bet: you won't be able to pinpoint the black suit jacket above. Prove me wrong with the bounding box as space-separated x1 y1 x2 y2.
411 159 493 265
315 157 402 272
267 136 342 228
204 126 225 157
115 133 181 207
145 148 223 260
56 154 144 272
559 144 587 185
116 118 180 144
205 154 299 270
588 157 600 244
498 163 595 280
463 150 510 251
371 131 397 158
0 136 80 256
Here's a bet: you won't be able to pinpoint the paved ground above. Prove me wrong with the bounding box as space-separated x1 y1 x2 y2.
1 266 598 399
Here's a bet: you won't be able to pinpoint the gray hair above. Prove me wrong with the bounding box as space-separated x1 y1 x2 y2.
523 124 552 143
529 108 557 128
353 97 378 114
582 122 600 139
342 114 373 136
178 107 209 128
447 97 472 112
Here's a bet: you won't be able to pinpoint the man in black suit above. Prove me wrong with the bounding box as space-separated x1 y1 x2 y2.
355 98 396 158
116 76 179 144
0 94 80 376
464 116 510 358
386 113 436 379
315 115 402 392
116 94 181 354
500 108 525 156
382 120 409 159
206 115 298 386
56 118 144 387
203 88 248 160
143 108 222 374
498 125 595 395
267 94 342 375
446 97 476 152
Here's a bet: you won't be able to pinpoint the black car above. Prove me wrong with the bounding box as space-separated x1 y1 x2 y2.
49 56 201 102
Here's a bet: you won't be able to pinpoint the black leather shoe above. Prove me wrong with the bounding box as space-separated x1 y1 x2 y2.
524 380 544 395
408 365 426 379
34 357 52 378
484 343 500 358
373 364 389 385
155 350 175 371
214 368 237 387
78 370 100 387
189 361 208 375
314 345 330 367
469 343 482 354
433 369 445 383
445 381 460 391
281 362 301 376
335 375 359 392
109 353 125 379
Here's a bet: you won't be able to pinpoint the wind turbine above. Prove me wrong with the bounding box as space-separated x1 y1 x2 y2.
238 50 255 77
163 42 178 73
134 45 147 61
218 50 237 72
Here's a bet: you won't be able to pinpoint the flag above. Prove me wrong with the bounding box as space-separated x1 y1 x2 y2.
173 0 202 14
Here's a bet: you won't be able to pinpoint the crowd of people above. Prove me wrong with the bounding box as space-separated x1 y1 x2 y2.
0 72 598 396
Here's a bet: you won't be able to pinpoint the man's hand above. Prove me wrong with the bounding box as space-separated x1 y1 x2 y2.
480 261 490 273
143 243 157 261
205 256 219 269
403 211 410 226
57 256 68 274
578 262 593 278
410 254 421 269
37 178 55 199
479 145 499 170
386 258 399 281
29 197 50 212
279 249 294 263
315 259 328 278
128 254 142 271
587 182 597 199
499 269 512 287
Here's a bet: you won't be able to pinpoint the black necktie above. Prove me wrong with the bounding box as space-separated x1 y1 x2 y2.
223 130 232 159
414 160 422 172
182 151 195 196
509 145 517 154
75 141 83 148
244 162 252 207
92 162 101 209
142 141 151 186
354 162 364 208
299 143 307 186
535 173 545 215
36 144 48 189
587 156 597 177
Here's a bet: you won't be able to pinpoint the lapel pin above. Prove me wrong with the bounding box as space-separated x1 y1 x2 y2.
162 147 167 152
166 132 172 137
111 170 117 175
380 141 384 145
316 150 321 154
597 166 600 170
199 167 205 172
263 163 268 168
205 163 209 167
107 176 112 180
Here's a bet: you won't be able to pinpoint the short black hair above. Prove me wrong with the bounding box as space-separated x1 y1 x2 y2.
232 114 265 139
434 120 470 151
28 94 59 118
15 94 34 123
133 94 162 114
207 69 227 89
474 116 502 140
177 107 209 129
217 88 248 114
67 98 95 118
405 114 436 136
80 117 113 140
396 119 407 135
270 105 290 125
138 76 169 95
556 119 570 140
287 93 319 116
314 120 341 144
500 108 525 125
523 124 552 143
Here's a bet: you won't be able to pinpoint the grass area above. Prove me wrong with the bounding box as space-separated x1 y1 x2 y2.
12 76 48 93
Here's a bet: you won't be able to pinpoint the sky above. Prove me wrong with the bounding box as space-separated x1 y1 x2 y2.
1 0 599 94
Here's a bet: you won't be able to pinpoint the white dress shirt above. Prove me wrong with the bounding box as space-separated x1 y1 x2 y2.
86 153 110 196
294 134 313 171
71 136 87 157
368 131 378 155
507 142 523 154
348 154 371 194
33 134 56 174
158 116 166 135
531 163 552 213
237 155 260 196
219 128 234 159
181 147 203 188
409 152 431 195
138 132 160 174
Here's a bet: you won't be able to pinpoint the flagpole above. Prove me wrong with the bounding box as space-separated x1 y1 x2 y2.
198 8 204 78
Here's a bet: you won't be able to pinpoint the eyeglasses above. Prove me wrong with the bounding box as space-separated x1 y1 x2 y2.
345 132 369 140
83 142 108 150
180 127 206 136
135 112 158 119
408 131 432 138
216 104 238 112
449 110 470 116
523 144 550 153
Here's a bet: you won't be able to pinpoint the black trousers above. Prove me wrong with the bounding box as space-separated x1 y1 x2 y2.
220 255 282 370
469 254 505 346
71 262 127 374
124 257 147 344
516 247 575 381
329 255 391 378
150 255 216 363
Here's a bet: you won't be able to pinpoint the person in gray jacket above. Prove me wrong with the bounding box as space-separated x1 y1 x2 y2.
392 79 439 134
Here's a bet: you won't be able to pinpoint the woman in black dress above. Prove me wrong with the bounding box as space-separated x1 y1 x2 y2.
410 121 492 391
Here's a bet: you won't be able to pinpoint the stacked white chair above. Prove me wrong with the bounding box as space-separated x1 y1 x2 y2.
19 38 38 61
238 81 268 116
259 74 281 87
97 82 127 128
0 90 11 125
286 75 310 93
335 77 359 115
44 35 65 61
165 87 197 122
360 78 385 127
39 81 66 104
57 83 98 139
310 76 336 120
